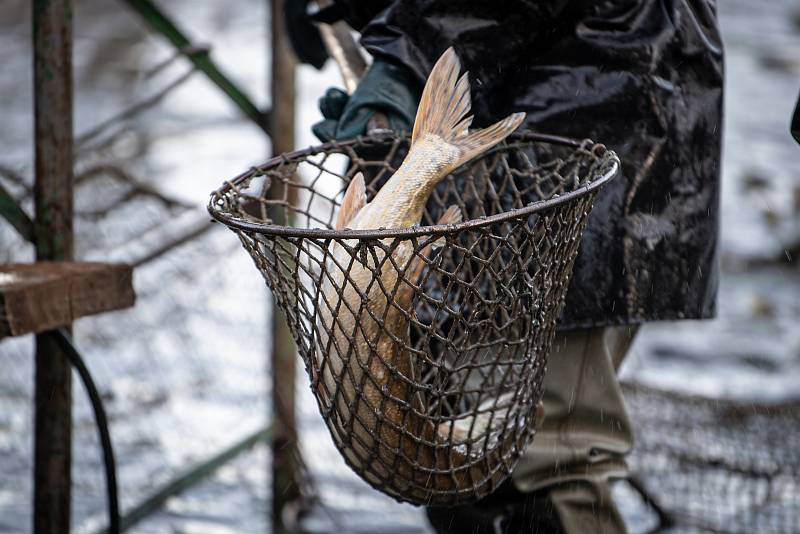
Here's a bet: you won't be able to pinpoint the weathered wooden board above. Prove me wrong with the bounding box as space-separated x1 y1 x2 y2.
0 262 135 338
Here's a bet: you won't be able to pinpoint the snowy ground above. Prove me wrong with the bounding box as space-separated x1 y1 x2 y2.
0 0 798 532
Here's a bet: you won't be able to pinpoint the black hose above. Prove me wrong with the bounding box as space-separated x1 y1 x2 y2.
50 329 120 534
627 475 674 532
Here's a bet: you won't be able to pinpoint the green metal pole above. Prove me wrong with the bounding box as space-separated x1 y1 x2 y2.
121 0 269 134
107 426 270 533
32 0 74 532
0 182 35 242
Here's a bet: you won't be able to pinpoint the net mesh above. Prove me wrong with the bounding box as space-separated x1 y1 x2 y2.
208 132 618 505
623 382 800 534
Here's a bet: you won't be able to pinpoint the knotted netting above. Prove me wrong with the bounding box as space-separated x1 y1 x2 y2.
208 132 618 505
623 383 800 533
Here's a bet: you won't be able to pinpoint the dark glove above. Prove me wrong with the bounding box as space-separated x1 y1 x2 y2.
309 0 393 32
312 59 421 142
285 0 328 69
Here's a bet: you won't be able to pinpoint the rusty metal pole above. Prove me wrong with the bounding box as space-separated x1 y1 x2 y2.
32 0 74 532
269 0 300 532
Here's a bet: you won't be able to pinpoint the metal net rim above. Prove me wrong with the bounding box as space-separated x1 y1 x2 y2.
207 131 620 240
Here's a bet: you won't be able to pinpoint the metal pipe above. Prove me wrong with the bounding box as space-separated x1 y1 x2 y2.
313 0 367 94
33 1 74 531
310 2 388 131
316 26 366 93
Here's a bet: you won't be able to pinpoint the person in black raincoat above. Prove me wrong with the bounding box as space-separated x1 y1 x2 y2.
288 1 724 532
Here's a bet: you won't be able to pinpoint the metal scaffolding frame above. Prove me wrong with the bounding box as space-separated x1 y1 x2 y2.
0 0 303 532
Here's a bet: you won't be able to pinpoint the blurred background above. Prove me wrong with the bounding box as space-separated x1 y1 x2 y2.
1 0 798 532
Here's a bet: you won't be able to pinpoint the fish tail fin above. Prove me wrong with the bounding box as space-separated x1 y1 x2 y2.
411 47 525 169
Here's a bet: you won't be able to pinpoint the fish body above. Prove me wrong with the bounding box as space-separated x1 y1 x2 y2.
315 47 526 501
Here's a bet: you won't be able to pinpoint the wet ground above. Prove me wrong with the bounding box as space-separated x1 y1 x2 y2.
1 0 799 532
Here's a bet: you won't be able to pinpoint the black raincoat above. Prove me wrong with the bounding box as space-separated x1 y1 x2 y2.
326 0 725 329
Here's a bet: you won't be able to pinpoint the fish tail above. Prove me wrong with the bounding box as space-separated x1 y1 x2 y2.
411 47 526 170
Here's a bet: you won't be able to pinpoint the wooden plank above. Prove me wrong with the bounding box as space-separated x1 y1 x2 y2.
0 262 135 339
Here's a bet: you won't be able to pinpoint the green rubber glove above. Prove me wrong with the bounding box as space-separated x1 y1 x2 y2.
312 59 422 142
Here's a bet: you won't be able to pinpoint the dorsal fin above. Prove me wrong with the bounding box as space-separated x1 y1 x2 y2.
430 205 463 250
335 172 366 230
405 205 463 284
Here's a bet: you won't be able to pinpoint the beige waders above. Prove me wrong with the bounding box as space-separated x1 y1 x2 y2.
512 326 638 534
